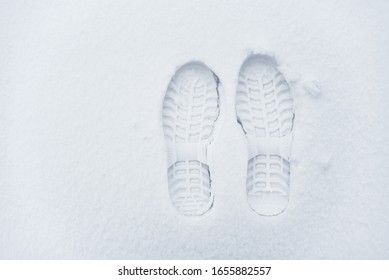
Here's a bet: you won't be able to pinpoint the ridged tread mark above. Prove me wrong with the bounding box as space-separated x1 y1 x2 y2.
163 62 220 216
236 55 295 215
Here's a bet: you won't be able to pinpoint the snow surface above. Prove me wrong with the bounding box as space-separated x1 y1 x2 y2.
1 0 389 259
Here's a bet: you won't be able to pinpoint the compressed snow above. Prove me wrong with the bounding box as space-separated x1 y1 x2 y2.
1 0 389 259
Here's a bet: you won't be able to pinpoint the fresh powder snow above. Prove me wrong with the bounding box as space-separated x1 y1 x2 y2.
1 0 389 259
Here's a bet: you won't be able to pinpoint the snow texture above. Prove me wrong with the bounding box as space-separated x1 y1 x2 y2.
1 0 389 259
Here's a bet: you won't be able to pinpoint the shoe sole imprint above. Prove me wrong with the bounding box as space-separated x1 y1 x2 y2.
236 55 294 216
162 61 220 216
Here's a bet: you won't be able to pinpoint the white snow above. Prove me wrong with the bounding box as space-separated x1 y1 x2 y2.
1 0 389 259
